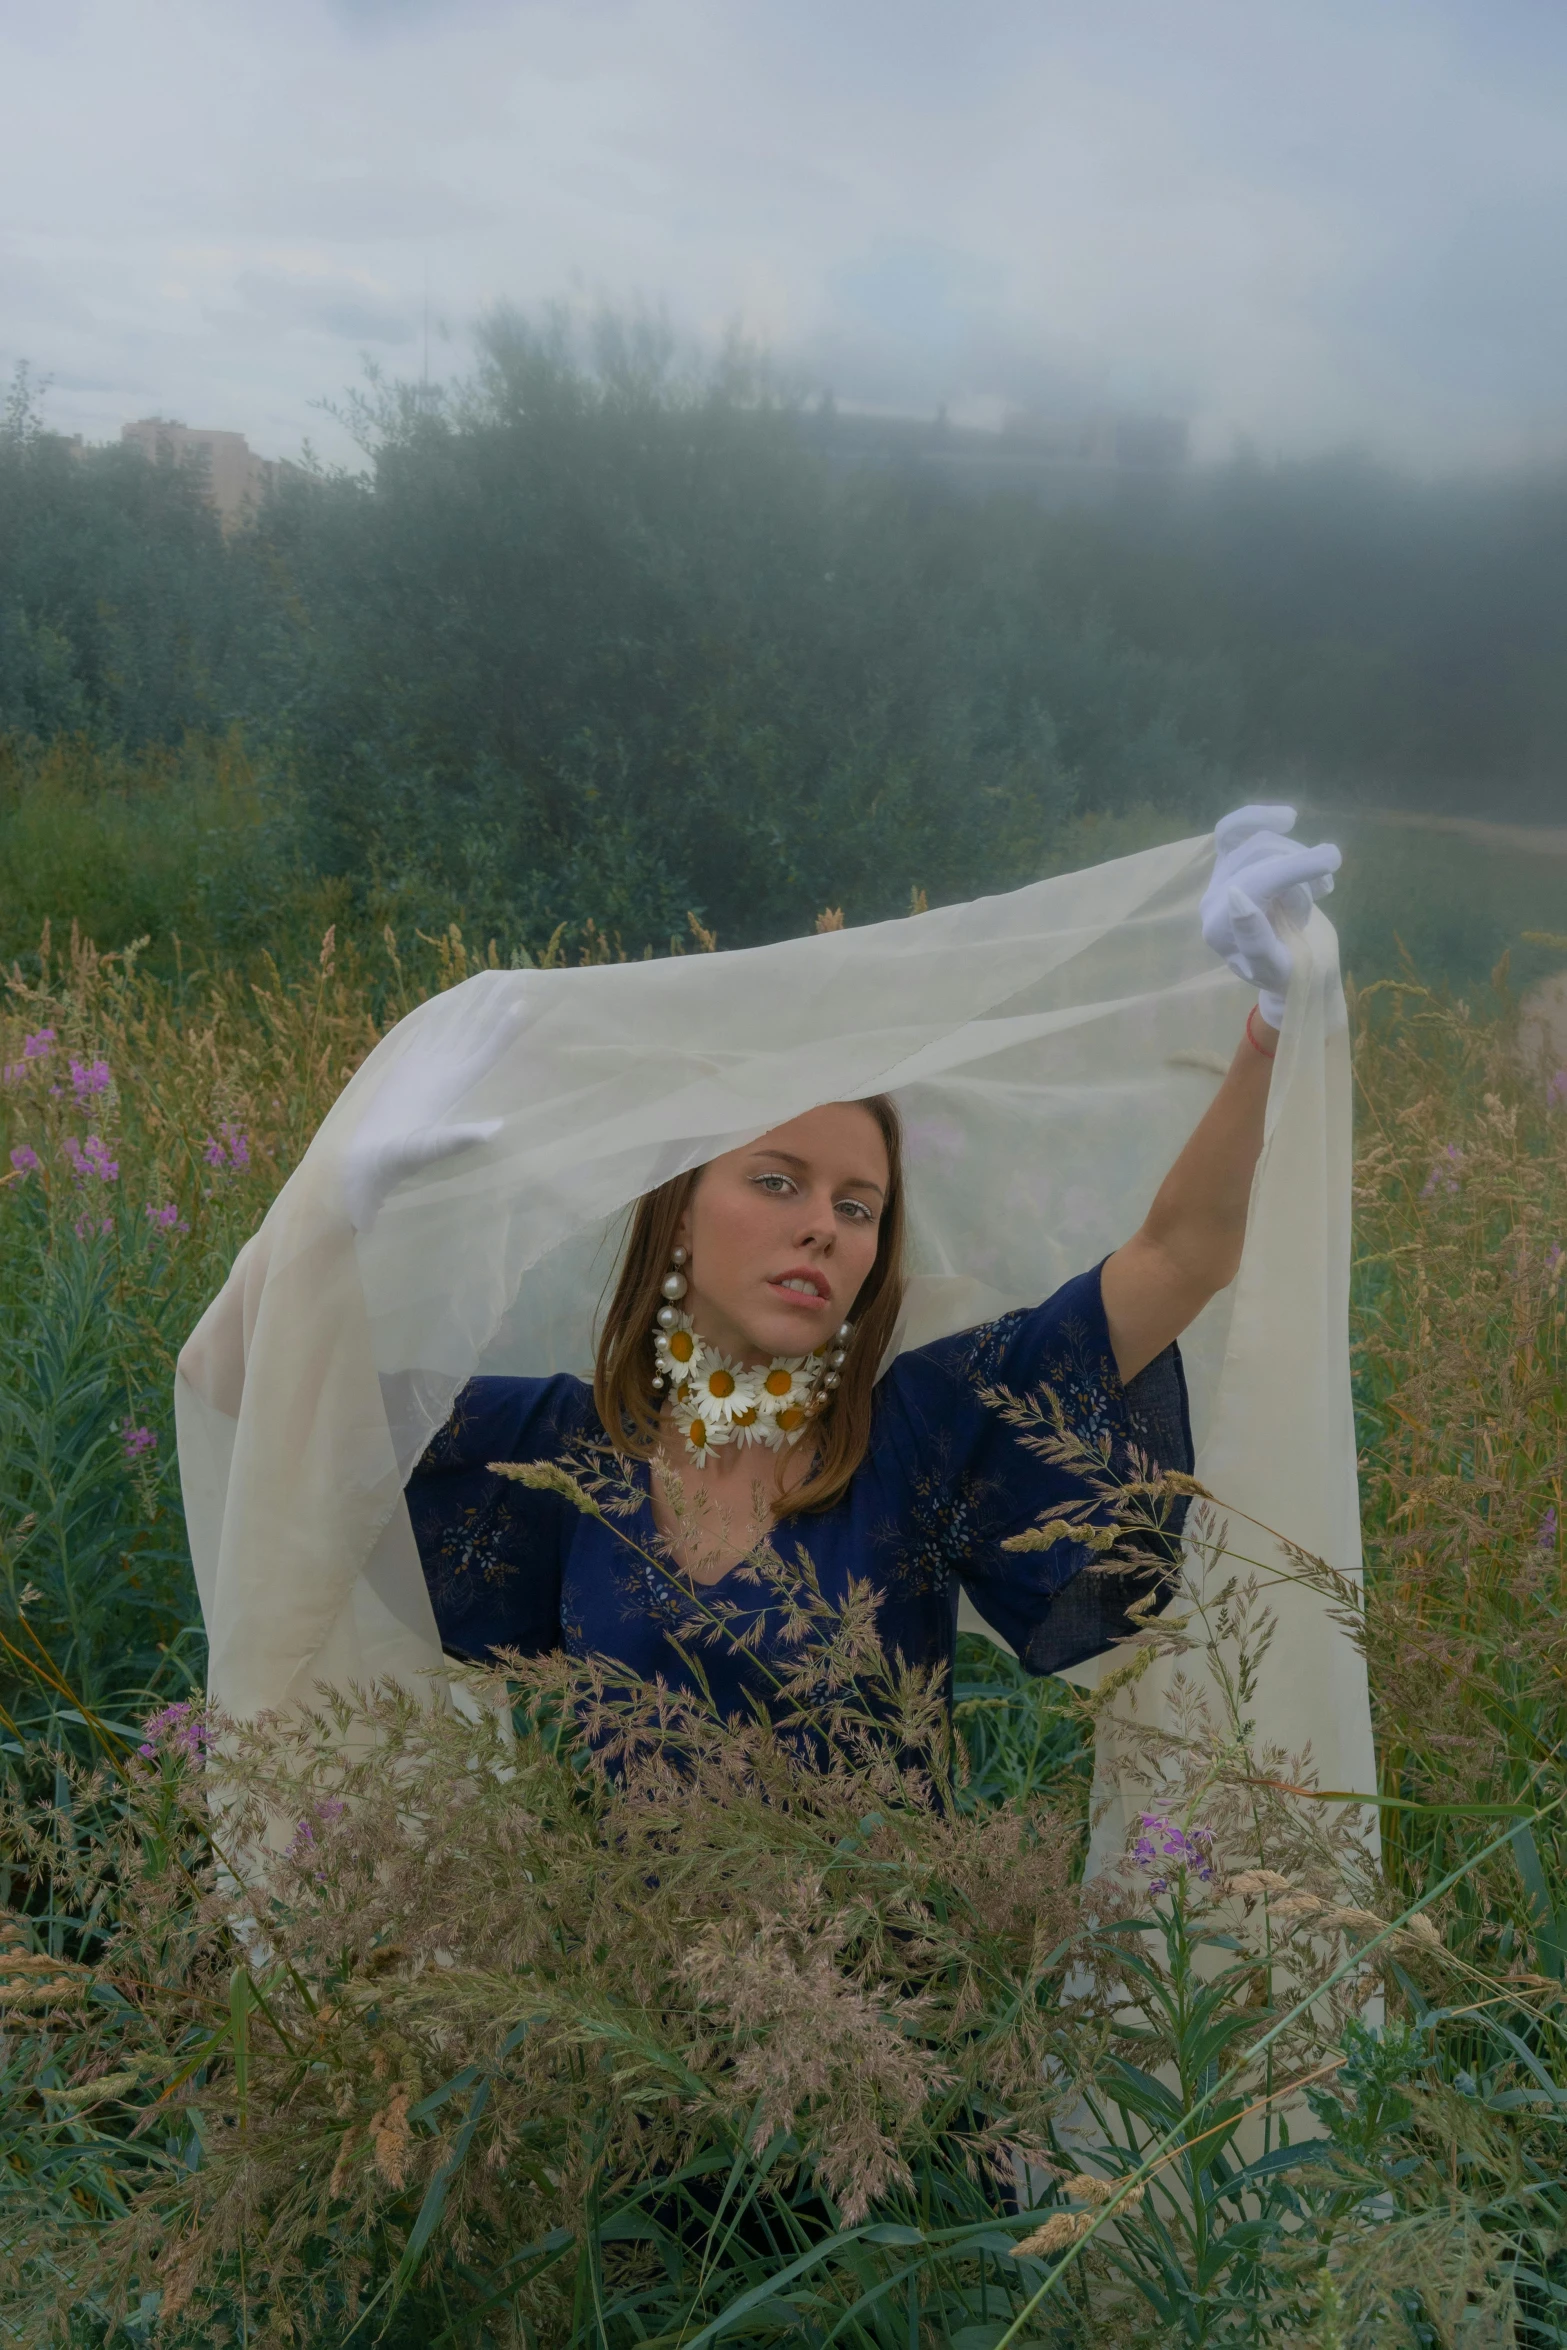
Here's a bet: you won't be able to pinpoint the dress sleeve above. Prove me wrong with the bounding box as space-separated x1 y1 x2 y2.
403 1375 589 1666
878 1262 1194 1678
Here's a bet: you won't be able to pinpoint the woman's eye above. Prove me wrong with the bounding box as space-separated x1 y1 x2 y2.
836 1199 874 1224
753 1172 794 1196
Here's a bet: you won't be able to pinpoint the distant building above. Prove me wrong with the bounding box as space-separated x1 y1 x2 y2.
804 402 1188 507
120 418 301 528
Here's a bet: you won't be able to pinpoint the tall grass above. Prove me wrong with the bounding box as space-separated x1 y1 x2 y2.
2 919 1566 2344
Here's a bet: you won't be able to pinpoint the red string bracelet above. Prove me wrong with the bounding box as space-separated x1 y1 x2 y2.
1246 1004 1278 1059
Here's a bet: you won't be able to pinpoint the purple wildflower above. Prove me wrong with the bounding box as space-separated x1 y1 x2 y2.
9 1143 40 1175
1419 1143 1463 1200
1541 1507 1559 1549
202 1121 251 1173
288 1797 346 1866
144 1201 189 1236
1132 1811 1216 1897
136 1700 207 1762
69 1056 111 1101
1548 1070 1567 1108
1547 1244 1564 1279
120 1418 156 1461
75 1213 113 1240
62 1133 118 1183
4 1029 58 1084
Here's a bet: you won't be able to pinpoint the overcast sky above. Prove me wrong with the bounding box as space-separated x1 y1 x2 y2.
4 0 1566 471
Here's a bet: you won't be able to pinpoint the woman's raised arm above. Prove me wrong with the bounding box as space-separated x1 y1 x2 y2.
1101 805 1340 1382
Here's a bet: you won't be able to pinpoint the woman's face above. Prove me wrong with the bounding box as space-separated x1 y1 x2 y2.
675 1102 890 1365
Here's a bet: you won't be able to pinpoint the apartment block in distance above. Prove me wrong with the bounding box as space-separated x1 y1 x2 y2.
120 418 295 528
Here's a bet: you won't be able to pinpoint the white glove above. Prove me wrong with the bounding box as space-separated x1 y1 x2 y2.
342 989 531 1235
1201 803 1341 1030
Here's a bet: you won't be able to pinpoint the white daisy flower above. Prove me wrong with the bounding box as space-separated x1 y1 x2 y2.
729 1400 783 1450
755 1356 813 1416
688 1354 756 1425
654 1315 706 1385
676 1408 732 1465
770 1399 816 1446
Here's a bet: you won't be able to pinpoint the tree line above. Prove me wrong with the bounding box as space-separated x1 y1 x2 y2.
2 316 1564 956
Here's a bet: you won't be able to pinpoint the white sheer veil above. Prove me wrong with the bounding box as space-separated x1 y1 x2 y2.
176 832 1375 1859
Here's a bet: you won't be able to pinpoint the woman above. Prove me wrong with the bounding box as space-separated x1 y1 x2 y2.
349 806 1343 1724
178 800 1363 1808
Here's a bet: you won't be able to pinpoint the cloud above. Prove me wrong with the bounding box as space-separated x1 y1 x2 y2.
230 270 417 346
2 0 1564 467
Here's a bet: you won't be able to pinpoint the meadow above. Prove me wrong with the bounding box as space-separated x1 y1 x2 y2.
0 868 1564 2348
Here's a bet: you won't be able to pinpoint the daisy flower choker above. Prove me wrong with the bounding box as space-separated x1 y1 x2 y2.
650 1248 853 1466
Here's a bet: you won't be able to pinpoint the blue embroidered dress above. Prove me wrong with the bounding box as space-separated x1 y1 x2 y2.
407 1263 1193 1717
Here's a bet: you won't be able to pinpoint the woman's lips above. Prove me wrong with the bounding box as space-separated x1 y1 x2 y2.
767 1275 830 1309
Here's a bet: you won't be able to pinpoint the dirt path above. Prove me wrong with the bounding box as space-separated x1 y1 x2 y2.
1305 804 1567 858
1299 802 1567 1066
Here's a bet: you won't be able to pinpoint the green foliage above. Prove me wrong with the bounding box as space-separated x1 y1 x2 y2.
0 365 264 746
0 734 339 976
1325 819 1567 1003
9 329 1567 976
254 317 1226 948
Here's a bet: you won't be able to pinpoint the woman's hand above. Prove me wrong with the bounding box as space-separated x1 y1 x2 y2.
342 991 531 1235
1102 805 1344 1379
1200 803 1340 1028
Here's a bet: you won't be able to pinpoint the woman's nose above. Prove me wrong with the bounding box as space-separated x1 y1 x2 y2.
792 1201 835 1250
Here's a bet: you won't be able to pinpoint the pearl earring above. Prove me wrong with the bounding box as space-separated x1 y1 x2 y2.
656 1245 688 1323
650 1247 689 1391
816 1319 853 1398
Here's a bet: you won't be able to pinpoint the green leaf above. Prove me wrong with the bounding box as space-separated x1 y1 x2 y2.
407 2064 483 2125
371 2011 546 2337
1510 1821 1567 1981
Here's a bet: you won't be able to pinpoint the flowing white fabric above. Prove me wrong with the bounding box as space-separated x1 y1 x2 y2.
177 833 1375 1844
1055 905 1377 1874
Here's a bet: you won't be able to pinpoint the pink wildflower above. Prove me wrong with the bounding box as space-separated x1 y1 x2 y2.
1548 1070 1567 1108
144 1201 189 1235
9 1144 39 1175
75 1214 113 1240
1540 1507 1559 1549
120 1419 156 1461
69 1056 111 1101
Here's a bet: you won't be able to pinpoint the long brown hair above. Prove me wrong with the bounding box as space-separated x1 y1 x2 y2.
593 1096 907 1518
